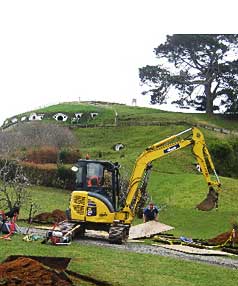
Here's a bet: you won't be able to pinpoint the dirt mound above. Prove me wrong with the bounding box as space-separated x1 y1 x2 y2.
208 230 238 245
33 209 67 223
0 257 72 286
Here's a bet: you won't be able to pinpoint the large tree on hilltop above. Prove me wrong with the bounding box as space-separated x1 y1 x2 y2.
139 34 238 115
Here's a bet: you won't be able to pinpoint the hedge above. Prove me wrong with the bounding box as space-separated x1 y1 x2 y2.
21 162 76 190
0 159 76 190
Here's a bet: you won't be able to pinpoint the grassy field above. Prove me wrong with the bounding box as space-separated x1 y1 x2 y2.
1 235 238 286
2 102 238 285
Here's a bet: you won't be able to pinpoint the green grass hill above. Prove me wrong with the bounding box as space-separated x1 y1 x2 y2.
1 101 238 285
3 101 238 130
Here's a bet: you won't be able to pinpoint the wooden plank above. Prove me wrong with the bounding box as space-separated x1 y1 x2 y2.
128 221 174 240
154 244 234 256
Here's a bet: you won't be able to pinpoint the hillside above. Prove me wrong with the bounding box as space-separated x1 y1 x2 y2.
2 101 238 181
2 101 238 132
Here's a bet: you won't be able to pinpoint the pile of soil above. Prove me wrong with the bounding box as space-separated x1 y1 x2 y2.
33 209 67 223
208 230 238 245
0 257 72 286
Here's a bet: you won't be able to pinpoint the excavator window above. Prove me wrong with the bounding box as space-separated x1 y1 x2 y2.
86 163 103 187
87 176 100 187
75 166 83 188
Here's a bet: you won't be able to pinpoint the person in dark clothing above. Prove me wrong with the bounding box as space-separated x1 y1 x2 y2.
143 202 159 223
5 206 20 219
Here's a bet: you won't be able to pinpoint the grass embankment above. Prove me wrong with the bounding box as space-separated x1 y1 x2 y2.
73 124 231 176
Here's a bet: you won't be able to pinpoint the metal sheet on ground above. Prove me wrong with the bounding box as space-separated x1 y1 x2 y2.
155 244 234 256
129 221 174 240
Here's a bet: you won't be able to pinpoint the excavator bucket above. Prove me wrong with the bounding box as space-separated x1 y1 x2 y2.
196 187 219 211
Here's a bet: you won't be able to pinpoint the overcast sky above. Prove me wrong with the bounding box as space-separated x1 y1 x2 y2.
0 0 236 125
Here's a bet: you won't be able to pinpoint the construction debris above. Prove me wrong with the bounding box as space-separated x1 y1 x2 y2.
128 221 174 240
154 244 234 256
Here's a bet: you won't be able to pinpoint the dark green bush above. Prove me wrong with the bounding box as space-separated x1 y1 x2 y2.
210 141 237 177
57 165 76 189
20 162 76 190
59 148 81 164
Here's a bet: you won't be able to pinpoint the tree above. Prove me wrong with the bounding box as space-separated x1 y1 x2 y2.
139 34 238 115
0 160 30 211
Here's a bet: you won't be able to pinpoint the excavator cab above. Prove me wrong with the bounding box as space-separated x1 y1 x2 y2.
72 159 120 210
69 159 121 229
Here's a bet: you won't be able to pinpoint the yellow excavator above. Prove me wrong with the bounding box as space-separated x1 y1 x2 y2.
68 127 221 243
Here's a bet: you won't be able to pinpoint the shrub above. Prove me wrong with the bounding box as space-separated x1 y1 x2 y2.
23 147 58 164
59 148 81 164
57 165 76 189
21 162 75 190
210 141 237 177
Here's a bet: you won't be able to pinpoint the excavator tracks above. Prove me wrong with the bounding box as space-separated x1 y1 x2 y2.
108 224 129 244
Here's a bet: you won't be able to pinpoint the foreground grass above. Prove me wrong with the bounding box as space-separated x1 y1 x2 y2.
1 235 238 286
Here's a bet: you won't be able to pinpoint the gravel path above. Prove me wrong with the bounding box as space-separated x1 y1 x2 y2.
20 227 238 269
77 235 238 270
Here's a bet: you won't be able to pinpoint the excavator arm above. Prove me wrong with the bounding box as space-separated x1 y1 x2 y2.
118 127 221 223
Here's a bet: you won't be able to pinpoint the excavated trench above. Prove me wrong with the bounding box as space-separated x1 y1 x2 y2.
0 256 111 286
0 257 72 286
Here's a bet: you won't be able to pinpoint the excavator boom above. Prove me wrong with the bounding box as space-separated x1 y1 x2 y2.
118 127 221 223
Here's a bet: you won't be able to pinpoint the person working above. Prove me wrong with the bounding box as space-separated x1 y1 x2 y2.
143 202 159 223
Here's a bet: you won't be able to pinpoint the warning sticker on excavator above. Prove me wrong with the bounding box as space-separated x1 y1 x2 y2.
164 144 180 154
